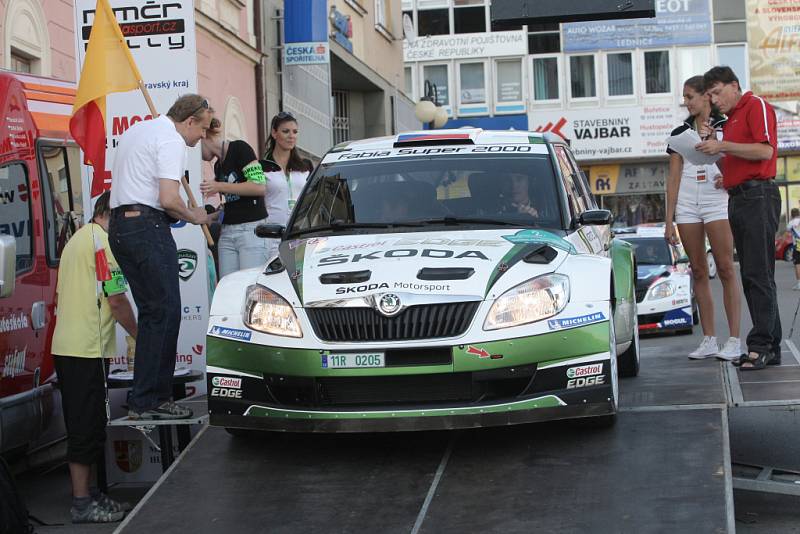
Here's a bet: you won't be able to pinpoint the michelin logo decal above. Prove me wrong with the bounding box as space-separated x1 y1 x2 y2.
548 312 606 331
210 325 252 341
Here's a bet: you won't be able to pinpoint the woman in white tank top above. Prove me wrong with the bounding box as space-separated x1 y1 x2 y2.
665 76 742 361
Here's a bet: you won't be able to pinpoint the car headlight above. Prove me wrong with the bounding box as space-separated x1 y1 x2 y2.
648 280 676 300
484 274 570 330
243 285 302 337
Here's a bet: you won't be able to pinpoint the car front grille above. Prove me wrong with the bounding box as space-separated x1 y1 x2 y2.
306 301 480 342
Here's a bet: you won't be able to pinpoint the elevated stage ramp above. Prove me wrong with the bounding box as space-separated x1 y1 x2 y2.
115 341 746 534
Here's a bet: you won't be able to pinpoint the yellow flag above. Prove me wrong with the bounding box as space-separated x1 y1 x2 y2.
70 0 143 195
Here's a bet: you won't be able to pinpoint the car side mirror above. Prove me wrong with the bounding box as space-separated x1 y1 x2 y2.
578 209 612 226
255 224 285 239
0 235 16 298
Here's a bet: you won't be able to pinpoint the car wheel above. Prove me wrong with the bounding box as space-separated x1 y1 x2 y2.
707 251 717 279
617 313 640 378
785 246 794 263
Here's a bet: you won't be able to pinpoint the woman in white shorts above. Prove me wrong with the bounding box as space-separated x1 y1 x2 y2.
665 76 742 361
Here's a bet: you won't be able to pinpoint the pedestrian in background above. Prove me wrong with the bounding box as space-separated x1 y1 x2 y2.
665 75 741 361
200 114 268 278
696 66 781 370
263 112 313 258
109 94 211 418
52 192 136 523
788 207 800 290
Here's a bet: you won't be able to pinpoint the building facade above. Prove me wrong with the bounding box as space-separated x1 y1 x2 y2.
263 0 420 160
402 0 800 229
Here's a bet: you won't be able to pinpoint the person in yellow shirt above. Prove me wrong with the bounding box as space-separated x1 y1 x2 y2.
51 191 137 524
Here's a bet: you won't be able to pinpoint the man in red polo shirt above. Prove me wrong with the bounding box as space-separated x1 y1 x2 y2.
696 66 780 371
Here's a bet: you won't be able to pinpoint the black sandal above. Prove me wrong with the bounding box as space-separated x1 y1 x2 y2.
739 352 775 371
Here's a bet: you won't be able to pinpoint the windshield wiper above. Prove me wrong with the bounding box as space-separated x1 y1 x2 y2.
415 216 533 227
286 220 423 238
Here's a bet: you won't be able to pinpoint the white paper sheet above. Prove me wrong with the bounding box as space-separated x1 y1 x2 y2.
667 128 722 166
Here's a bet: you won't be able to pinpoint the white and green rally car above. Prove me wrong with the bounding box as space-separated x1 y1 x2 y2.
206 129 639 432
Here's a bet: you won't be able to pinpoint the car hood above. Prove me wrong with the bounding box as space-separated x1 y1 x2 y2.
636 264 671 288
273 229 574 305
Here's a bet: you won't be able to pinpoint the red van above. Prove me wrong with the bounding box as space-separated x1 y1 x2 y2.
0 70 85 457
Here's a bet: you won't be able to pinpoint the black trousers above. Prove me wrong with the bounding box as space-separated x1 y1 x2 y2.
54 356 107 465
728 180 782 355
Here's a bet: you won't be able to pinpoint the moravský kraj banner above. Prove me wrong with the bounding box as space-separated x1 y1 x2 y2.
73 0 207 483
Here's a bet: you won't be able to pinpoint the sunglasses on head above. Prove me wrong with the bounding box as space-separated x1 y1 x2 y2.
272 111 296 125
184 99 209 121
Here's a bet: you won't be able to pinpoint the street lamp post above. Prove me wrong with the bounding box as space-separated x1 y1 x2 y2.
414 80 448 130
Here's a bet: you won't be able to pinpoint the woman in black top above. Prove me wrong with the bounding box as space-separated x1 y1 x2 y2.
200 117 268 277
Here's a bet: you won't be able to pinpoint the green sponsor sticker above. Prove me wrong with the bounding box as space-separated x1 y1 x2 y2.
102 268 128 296
243 161 266 184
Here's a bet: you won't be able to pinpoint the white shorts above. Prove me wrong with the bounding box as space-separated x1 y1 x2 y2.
675 200 729 224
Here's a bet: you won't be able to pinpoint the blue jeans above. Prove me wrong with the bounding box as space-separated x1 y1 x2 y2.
728 180 782 355
109 207 181 413
217 219 269 278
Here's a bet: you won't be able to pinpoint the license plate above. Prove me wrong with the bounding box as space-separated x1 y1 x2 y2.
323 352 385 369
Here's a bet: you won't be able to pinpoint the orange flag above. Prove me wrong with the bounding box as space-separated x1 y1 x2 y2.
69 0 143 197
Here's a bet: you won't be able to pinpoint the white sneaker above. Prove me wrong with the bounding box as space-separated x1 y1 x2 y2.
794 282 800 291
716 337 742 361
689 336 719 359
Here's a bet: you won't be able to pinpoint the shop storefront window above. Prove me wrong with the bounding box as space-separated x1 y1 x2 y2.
677 47 711 89
602 194 666 228
496 59 522 102
423 64 450 105
717 45 748 90
459 62 486 104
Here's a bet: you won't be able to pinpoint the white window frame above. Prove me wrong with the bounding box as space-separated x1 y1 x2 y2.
640 49 672 96
604 51 636 100
456 59 490 116
529 53 562 105
567 53 599 102
421 61 453 115
492 57 526 115
715 43 749 91
404 64 417 101
676 46 712 100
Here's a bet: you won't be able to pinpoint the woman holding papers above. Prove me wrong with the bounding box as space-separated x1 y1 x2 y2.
665 76 742 361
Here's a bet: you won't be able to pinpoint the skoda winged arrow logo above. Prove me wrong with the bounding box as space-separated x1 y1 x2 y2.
377 293 402 317
177 249 198 281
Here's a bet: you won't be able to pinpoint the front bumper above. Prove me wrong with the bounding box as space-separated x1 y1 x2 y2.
206 321 615 432
638 305 694 333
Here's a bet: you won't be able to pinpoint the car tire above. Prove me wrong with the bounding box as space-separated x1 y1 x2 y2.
707 251 717 279
617 314 640 378
785 246 794 263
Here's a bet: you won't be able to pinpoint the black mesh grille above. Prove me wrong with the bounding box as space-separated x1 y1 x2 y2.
306 301 480 342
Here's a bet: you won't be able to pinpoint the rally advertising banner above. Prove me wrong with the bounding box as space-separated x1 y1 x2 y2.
403 30 527 62
746 0 800 101
73 0 208 483
529 105 677 161
562 0 712 52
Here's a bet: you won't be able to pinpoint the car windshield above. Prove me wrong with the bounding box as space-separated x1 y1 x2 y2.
620 237 673 265
288 154 563 236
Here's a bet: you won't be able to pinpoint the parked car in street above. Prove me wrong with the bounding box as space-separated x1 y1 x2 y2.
776 231 793 262
206 129 640 432
617 227 696 335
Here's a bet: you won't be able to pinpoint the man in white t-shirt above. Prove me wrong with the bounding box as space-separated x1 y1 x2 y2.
108 94 211 420
788 208 800 290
